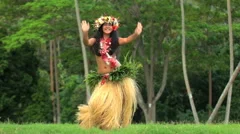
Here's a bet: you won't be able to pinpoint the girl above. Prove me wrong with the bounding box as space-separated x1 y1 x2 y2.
77 16 142 130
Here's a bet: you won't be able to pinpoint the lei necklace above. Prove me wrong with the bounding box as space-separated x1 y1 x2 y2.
99 38 121 69
99 38 121 84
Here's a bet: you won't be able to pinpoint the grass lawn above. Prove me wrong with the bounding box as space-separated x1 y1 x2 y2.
0 123 239 134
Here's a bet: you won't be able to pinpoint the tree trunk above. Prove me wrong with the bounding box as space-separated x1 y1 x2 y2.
225 0 234 124
49 40 57 123
136 35 149 123
180 0 200 124
136 87 149 122
56 37 61 63
136 20 170 122
53 40 61 123
137 33 154 123
132 38 140 58
207 62 240 123
139 33 153 123
207 45 212 116
208 69 212 116
74 0 90 101
147 104 155 123
148 23 156 122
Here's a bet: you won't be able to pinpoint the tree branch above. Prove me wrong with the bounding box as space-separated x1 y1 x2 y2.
153 51 170 104
207 62 240 123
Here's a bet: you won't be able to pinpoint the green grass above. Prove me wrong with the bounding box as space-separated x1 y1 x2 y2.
0 123 240 134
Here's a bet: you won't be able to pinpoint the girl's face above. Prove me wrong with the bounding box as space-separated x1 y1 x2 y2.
102 23 113 34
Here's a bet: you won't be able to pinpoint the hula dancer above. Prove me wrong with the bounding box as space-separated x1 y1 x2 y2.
77 15 142 130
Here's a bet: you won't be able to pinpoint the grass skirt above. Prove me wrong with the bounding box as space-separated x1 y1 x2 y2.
77 59 141 129
77 77 137 130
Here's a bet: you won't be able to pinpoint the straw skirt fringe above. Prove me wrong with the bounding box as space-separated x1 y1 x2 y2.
77 77 137 130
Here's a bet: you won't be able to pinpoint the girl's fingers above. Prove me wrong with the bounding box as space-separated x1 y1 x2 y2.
81 20 87 25
135 22 142 35
138 22 142 29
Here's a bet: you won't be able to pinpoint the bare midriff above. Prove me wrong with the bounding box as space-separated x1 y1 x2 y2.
95 55 115 74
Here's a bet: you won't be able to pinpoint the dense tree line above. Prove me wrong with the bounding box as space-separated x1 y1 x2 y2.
0 0 240 123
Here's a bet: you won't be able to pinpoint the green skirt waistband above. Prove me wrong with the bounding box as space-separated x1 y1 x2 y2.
85 59 141 88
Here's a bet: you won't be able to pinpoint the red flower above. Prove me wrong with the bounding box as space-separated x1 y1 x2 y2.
101 74 109 85
112 25 118 31
109 58 117 68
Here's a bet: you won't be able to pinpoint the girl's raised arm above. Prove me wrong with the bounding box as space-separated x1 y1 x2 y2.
118 22 142 45
81 20 96 46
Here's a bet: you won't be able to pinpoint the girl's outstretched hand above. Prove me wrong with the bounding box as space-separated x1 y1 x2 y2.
134 22 143 36
81 20 90 32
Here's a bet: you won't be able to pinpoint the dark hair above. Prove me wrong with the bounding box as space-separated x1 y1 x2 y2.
91 24 119 56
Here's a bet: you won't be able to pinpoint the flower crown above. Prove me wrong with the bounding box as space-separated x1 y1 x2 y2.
94 16 119 31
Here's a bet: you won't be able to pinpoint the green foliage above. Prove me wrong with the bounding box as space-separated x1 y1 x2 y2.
231 80 240 121
0 44 39 122
0 47 8 75
3 19 49 50
58 63 86 123
2 0 75 50
59 44 85 74
79 0 121 23
22 69 52 123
